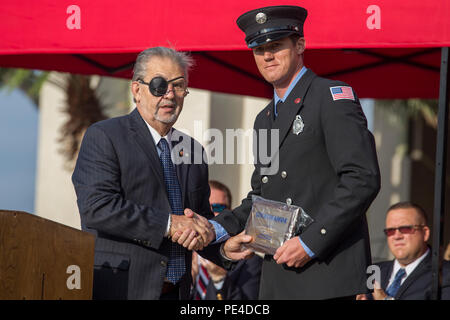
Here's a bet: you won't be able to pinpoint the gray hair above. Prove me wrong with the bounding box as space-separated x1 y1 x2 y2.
132 47 194 83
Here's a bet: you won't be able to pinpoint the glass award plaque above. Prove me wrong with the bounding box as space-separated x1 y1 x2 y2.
244 195 313 255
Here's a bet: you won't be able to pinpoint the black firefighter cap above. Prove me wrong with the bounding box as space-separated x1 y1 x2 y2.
236 5 308 49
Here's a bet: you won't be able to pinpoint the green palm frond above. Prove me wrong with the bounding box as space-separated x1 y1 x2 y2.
376 99 438 128
0 68 51 106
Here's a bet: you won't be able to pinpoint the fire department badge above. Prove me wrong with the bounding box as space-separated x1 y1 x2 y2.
292 115 304 135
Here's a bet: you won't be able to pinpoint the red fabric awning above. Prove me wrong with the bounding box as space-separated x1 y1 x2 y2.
0 0 449 98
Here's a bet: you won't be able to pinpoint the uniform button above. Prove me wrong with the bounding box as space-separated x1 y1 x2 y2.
262 176 269 183
286 198 292 205
143 241 150 246
321 228 327 235
281 171 287 178
161 260 167 267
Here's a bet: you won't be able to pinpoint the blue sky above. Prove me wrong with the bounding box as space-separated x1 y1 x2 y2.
0 89 38 213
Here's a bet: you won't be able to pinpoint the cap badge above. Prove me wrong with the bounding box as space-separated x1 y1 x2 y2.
255 12 267 24
292 115 304 135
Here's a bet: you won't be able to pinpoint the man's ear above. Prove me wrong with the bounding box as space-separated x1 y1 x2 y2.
296 37 305 55
131 81 140 103
423 226 431 242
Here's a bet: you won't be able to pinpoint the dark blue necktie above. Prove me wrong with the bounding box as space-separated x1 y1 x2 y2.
386 268 406 297
275 100 283 118
158 138 185 283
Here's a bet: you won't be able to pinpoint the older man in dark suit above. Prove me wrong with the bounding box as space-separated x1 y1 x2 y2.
72 47 216 300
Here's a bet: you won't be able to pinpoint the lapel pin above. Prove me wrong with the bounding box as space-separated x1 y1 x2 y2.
267 110 271 116
292 115 304 135
295 98 301 104
179 150 184 157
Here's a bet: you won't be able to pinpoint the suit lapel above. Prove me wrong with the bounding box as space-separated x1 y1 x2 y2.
266 101 275 129
271 69 316 145
381 262 393 290
395 252 431 298
267 69 317 167
128 108 166 190
171 128 188 206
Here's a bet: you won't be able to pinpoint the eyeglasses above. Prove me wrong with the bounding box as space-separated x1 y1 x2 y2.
383 225 425 237
211 203 227 213
137 76 188 97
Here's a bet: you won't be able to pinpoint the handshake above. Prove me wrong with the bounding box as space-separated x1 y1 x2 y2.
169 208 254 261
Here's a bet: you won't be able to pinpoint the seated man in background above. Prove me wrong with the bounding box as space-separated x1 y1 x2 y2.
192 180 263 300
357 202 450 300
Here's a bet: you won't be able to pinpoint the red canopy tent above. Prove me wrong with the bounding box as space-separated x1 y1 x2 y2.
1 0 449 299
0 0 449 99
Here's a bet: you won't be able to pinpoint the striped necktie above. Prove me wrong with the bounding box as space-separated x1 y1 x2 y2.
386 268 406 297
194 263 210 300
158 138 185 283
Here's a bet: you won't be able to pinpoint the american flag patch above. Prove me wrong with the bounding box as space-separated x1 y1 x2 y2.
330 86 355 101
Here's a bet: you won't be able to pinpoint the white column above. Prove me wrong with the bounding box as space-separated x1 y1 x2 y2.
35 73 80 228
35 74 131 229
367 102 411 262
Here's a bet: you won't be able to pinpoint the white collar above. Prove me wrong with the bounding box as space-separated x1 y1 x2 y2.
390 248 430 285
144 120 172 149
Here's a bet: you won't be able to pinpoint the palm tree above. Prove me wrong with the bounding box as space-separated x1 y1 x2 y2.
0 68 107 163
376 99 438 128
0 69 50 106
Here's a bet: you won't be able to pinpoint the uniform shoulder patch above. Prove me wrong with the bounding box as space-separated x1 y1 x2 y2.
329 86 355 101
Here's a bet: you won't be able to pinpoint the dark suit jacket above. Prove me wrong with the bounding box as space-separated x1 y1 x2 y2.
378 252 450 300
72 108 214 300
214 69 381 299
204 255 263 300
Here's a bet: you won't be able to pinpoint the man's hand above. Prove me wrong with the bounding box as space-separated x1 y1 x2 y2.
273 237 312 268
356 282 387 300
371 281 389 300
222 232 254 261
170 209 215 250
185 208 216 245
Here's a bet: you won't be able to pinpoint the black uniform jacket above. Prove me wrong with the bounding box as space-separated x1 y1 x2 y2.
214 69 381 299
